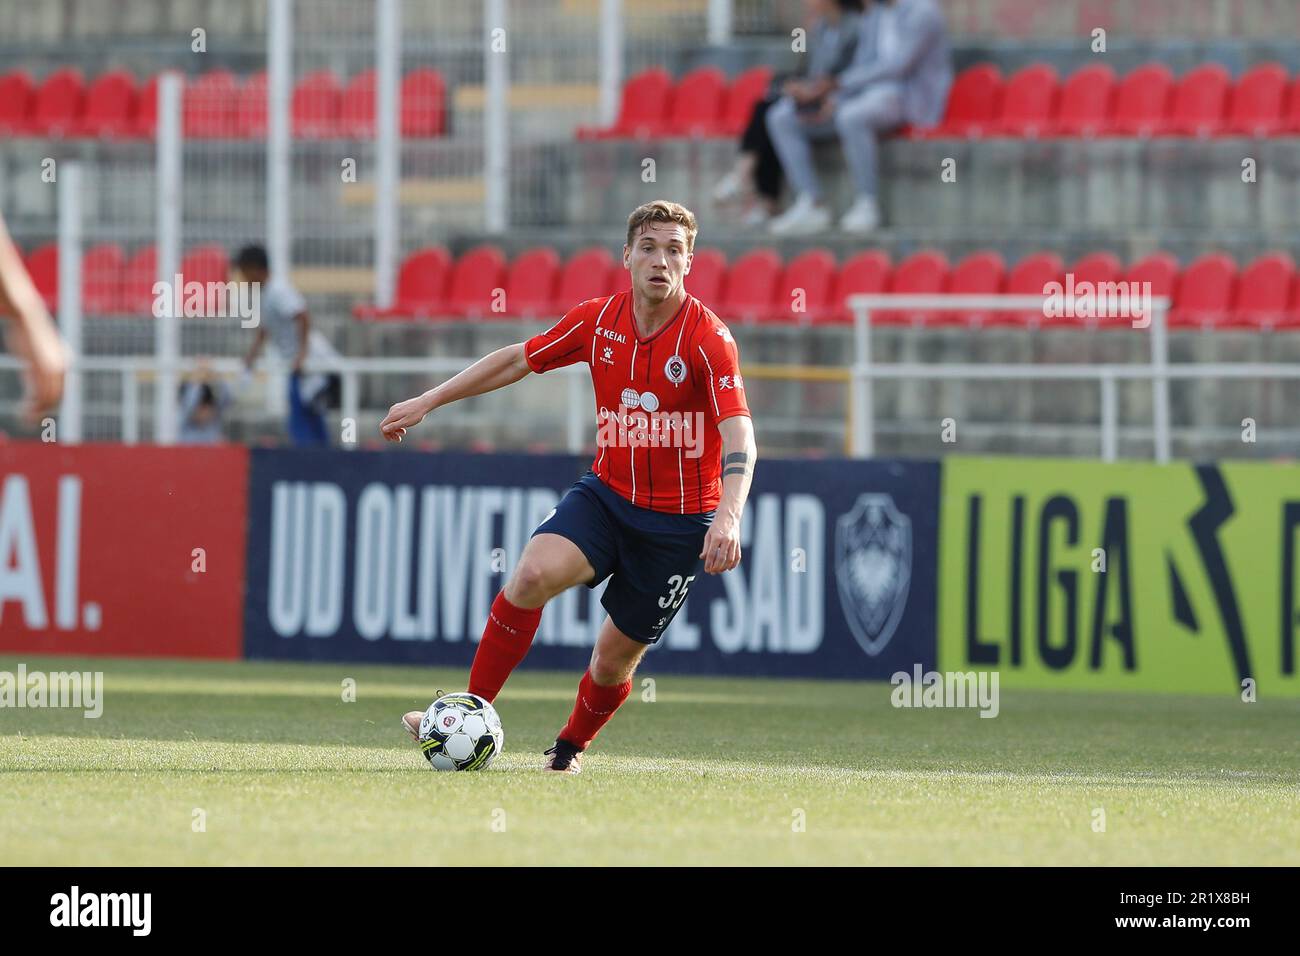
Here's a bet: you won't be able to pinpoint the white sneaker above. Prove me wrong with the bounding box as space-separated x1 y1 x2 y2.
768 195 832 236
839 195 881 234
740 204 771 227
712 168 748 204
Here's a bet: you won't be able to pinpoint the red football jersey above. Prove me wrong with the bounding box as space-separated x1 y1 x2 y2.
524 291 750 514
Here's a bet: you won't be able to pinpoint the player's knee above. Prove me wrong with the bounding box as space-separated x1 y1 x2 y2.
506 560 553 606
590 654 634 687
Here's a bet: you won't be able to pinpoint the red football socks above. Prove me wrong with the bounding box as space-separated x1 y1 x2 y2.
558 668 632 750
467 591 544 703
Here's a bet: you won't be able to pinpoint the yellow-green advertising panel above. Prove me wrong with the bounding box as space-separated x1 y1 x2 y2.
940 457 1300 696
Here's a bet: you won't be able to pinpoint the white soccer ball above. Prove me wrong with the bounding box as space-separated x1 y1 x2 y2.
417 692 504 771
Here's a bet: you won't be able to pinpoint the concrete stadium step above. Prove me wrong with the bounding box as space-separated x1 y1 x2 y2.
545 136 1300 241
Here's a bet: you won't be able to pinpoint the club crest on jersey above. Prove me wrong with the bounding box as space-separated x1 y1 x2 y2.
664 354 687 385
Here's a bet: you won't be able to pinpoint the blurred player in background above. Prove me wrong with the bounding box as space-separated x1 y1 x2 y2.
383 200 757 773
237 243 339 446
0 212 67 420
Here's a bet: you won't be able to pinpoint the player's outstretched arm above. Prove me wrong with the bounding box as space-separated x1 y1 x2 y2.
0 213 67 418
700 414 757 574
380 342 531 442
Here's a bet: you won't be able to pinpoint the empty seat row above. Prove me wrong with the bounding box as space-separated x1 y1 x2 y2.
577 66 772 140
0 67 446 140
354 245 1300 331
587 62 1300 141
20 242 229 314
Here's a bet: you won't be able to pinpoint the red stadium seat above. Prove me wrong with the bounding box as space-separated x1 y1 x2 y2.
576 68 672 140
1282 77 1300 133
829 250 892 324
718 248 782 323
25 244 59 310
235 71 267 138
1051 64 1115 137
991 252 1063 327
128 74 160 138
502 247 560 318
339 69 377 138
719 67 773 136
184 70 238 138
937 250 1005 327
683 248 726 305
292 69 342 138
74 69 137 138
400 68 446 138
1160 64 1230 137
359 246 451 319
122 246 158 314
83 243 127 315
30 68 85 137
920 64 1002 138
179 245 230 290
991 63 1059 138
877 250 948 326
1169 253 1236 329
1279 274 1300 330
1106 63 1173 137
1109 251 1179 329
0 71 35 134
1228 252 1293 330
771 248 836 323
445 245 507 318
1055 251 1122 328
661 67 727 137
555 247 617 312
1222 63 1288 137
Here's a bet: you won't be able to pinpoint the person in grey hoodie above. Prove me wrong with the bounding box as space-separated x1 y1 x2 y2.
713 0 864 227
767 0 953 235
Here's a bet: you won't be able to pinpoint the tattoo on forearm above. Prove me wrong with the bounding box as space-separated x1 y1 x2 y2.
723 451 752 479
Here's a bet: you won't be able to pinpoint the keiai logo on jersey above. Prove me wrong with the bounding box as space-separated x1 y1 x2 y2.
835 494 912 657
664 355 687 385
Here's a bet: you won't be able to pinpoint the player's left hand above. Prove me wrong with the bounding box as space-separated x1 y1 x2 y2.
700 514 741 574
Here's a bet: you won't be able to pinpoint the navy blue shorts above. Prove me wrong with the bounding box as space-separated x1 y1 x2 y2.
533 472 714 644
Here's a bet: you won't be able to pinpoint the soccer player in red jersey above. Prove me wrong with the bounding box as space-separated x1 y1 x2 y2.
381 200 756 773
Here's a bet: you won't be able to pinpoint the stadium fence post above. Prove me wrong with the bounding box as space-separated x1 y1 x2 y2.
1150 298 1171 463
57 162 84 443
850 300 874 457
375 0 401 308
1099 371 1118 462
484 0 509 233
599 0 624 127
155 72 183 445
342 369 360 448
267 0 293 279
707 0 733 45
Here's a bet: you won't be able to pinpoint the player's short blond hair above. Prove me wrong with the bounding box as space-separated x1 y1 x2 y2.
625 200 698 252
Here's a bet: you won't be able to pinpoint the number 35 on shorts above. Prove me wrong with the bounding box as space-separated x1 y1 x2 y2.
657 574 695 611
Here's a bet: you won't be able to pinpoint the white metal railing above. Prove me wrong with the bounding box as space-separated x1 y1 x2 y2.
847 294 1181 462
0 354 588 451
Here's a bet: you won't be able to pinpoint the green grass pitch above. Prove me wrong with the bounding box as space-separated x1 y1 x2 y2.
1 654 1297 866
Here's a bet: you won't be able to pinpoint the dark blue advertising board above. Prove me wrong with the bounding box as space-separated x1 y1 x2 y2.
243 449 938 679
